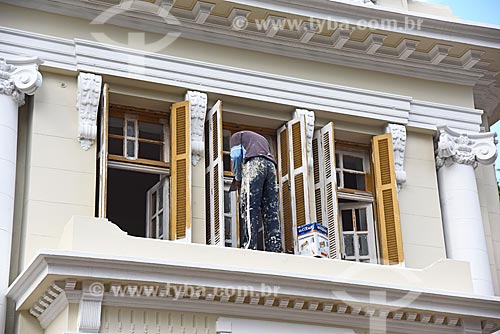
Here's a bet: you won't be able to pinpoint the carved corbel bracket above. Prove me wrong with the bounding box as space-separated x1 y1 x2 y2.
77 72 102 151
0 56 43 106
186 91 208 166
435 125 498 169
293 109 315 169
385 124 407 192
77 281 104 333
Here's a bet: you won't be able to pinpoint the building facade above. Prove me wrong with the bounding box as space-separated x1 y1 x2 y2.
1 0 500 333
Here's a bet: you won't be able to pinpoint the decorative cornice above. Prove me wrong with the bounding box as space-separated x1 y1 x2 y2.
435 125 498 169
0 56 42 105
385 124 406 192
77 72 102 151
185 91 208 166
0 27 486 132
474 72 500 124
0 1 497 87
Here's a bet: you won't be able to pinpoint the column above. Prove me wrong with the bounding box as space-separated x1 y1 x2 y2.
435 125 497 295
0 57 42 333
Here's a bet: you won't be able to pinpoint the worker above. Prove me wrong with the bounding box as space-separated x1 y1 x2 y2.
229 131 282 253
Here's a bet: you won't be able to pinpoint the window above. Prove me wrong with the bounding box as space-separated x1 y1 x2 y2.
108 104 169 168
339 203 377 263
335 146 377 263
96 85 190 242
224 178 238 247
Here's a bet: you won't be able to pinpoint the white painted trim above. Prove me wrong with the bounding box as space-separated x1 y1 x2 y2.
0 27 485 132
38 292 68 329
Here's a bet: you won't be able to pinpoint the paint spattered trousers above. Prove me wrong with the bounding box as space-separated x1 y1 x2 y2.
240 157 282 252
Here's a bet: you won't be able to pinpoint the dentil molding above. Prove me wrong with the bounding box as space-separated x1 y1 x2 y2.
0 56 42 105
185 90 208 166
435 125 498 169
385 124 406 192
77 72 102 151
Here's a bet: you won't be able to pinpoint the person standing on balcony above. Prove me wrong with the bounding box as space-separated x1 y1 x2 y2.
230 131 282 253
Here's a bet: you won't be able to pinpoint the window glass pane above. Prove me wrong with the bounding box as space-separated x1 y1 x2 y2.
109 117 123 135
126 140 135 158
109 137 123 156
158 187 163 210
139 122 163 141
336 172 341 187
158 212 164 238
139 142 162 161
127 121 136 137
151 192 157 213
150 219 156 238
341 210 353 231
224 191 231 213
223 154 231 172
225 217 232 240
343 235 355 256
344 172 366 190
358 234 369 256
335 153 340 168
355 208 367 231
343 155 364 172
223 131 231 152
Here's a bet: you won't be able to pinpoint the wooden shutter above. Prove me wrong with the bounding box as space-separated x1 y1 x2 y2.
277 118 310 254
205 101 224 246
372 133 403 265
313 122 339 259
170 101 191 241
97 83 109 218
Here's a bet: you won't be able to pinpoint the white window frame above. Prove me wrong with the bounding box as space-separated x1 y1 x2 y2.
335 149 370 191
146 176 170 240
124 114 139 160
224 178 239 248
338 202 377 263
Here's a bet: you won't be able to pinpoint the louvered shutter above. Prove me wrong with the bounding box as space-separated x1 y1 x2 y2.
277 118 310 254
205 101 224 246
313 123 339 259
98 83 109 218
170 101 191 241
372 133 403 265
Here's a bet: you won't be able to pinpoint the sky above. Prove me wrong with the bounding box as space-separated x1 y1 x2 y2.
418 0 500 180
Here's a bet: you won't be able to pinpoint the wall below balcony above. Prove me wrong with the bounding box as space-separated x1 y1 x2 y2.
399 131 446 269
58 216 474 294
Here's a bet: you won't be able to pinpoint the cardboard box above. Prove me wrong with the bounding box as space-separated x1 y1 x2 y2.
297 222 329 258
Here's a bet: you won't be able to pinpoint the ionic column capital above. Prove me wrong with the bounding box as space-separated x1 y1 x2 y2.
0 57 43 106
435 125 498 169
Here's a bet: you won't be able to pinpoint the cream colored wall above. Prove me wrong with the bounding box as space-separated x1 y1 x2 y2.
14 311 42 334
399 131 446 269
18 72 96 270
475 163 500 296
0 3 475 109
101 306 217 334
58 216 474 293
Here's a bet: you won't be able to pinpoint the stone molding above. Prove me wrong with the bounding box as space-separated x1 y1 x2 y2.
185 90 208 166
435 125 498 169
385 124 406 192
77 72 102 151
76 281 104 333
0 56 43 105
